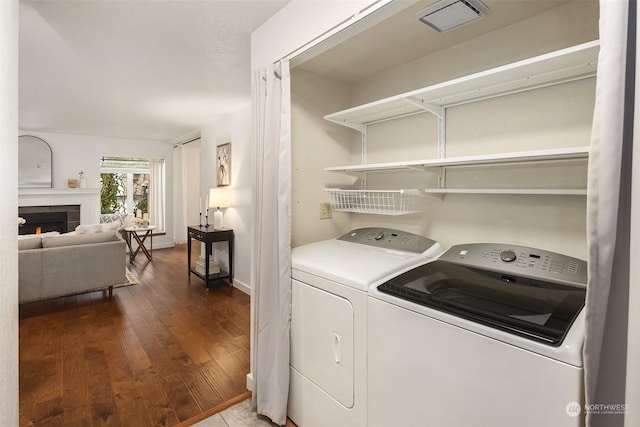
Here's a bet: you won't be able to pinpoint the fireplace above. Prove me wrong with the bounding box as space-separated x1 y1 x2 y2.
18 205 80 235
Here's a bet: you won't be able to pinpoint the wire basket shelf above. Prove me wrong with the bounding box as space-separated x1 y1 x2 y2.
325 189 428 216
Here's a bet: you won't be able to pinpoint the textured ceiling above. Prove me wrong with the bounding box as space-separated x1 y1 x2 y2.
19 0 579 142
19 0 289 142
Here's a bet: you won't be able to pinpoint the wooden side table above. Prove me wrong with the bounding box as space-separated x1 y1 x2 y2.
123 226 157 262
187 226 234 288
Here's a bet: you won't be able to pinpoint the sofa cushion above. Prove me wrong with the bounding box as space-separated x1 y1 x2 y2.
18 236 42 250
19 231 59 238
76 221 120 234
42 231 118 248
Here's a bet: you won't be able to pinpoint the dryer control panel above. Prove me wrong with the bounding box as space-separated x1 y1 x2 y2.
439 243 587 286
337 228 437 254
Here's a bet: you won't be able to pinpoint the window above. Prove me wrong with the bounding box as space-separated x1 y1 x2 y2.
100 156 166 231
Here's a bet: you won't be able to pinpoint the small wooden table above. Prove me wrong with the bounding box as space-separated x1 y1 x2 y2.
123 226 156 262
187 226 234 288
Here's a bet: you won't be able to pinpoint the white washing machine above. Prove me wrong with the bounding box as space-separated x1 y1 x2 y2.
289 228 442 427
368 243 587 427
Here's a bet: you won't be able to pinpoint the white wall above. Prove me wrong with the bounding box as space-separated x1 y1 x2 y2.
291 1 599 260
17 131 175 248
200 106 253 293
291 69 356 247
0 0 19 424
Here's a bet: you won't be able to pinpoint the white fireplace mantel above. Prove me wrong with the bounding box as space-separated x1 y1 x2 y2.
18 188 101 225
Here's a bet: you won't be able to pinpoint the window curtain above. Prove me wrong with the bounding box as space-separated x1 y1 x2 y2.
250 60 291 425
173 146 188 244
148 158 165 231
584 1 638 426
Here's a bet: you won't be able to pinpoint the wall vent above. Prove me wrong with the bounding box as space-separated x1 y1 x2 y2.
416 0 489 33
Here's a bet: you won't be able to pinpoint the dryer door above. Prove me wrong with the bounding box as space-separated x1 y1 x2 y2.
291 279 354 407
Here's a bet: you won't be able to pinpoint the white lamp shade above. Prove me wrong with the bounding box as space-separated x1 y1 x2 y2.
208 188 232 208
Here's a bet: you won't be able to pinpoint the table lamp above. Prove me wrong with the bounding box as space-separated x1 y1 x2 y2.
208 188 232 229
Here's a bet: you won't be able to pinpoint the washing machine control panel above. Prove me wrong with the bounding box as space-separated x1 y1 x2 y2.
337 228 437 254
440 243 587 286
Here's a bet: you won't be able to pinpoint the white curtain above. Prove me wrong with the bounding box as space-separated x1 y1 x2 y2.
584 1 637 426
148 158 166 231
173 146 189 244
250 61 291 425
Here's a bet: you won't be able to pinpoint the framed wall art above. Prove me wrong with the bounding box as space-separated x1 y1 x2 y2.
216 142 231 186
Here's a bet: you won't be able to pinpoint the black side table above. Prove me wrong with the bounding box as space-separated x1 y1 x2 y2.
187 226 234 288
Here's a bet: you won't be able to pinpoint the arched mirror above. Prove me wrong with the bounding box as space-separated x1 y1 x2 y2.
19 135 52 188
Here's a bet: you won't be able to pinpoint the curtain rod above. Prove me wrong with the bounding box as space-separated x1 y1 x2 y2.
173 136 201 148
101 156 148 162
277 0 393 65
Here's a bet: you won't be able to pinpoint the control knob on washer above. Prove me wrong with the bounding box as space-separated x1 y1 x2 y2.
500 250 517 262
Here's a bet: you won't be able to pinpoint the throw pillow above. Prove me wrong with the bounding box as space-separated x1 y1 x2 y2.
76 224 104 234
99 213 128 228
101 221 121 233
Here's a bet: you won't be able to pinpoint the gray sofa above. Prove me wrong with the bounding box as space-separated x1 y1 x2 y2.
18 231 126 303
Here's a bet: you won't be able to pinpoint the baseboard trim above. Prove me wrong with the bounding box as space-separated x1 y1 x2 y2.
233 278 251 295
125 241 175 252
175 390 252 427
153 241 176 250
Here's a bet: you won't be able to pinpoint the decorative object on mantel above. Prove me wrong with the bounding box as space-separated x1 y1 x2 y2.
78 170 87 188
67 179 78 188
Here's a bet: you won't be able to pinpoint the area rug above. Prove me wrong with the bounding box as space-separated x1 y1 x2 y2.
115 268 140 288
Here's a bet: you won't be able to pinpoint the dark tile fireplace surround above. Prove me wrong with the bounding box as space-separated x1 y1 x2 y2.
18 205 80 235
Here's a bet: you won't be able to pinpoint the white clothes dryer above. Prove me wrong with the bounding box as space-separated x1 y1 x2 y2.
288 228 442 427
367 243 587 427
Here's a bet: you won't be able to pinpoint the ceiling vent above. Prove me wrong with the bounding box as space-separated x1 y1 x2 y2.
416 0 489 33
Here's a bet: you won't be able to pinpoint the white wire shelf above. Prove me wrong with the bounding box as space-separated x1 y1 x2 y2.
324 146 590 174
324 40 599 128
422 188 587 196
325 189 430 215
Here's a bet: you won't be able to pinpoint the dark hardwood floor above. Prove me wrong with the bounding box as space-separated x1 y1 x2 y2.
19 244 250 427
